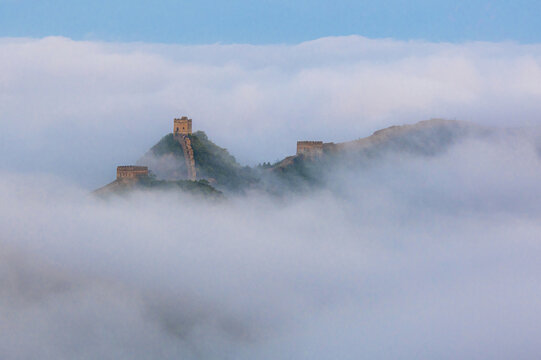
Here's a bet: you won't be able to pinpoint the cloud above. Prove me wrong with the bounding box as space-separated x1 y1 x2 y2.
1 133 541 359
1 36 541 187
2 37 541 357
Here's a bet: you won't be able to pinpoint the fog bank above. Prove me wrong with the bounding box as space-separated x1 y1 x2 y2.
1 36 541 187
2 135 541 359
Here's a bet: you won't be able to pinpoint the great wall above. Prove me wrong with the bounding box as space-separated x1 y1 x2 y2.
116 165 149 180
112 115 328 182
102 117 463 193
296 141 324 156
173 116 197 181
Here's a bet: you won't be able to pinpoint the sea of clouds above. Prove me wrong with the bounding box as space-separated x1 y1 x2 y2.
2 135 541 359
1 36 541 187
1 36 541 359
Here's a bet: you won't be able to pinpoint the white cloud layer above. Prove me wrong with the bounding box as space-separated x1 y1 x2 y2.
2 37 541 358
1 36 541 187
1 135 541 359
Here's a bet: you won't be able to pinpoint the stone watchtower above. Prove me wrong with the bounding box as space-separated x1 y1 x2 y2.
297 141 323 157
174 116 192 135
116 166 149 180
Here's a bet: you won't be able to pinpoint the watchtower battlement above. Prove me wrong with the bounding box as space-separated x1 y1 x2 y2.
116 166 149 180
297 141 323 156
174 116 192 135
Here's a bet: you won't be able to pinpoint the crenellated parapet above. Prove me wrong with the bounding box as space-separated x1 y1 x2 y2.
174 116 192 135
117 166 148 180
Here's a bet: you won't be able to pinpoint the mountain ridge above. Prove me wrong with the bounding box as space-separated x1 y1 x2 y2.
95 118 503 196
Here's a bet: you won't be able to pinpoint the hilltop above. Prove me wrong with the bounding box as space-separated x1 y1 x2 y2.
138 131 258 192
96 117 502 197
267 119 493 191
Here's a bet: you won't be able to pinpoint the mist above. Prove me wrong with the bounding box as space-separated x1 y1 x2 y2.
2 132 541 359
2 34 541 358
1 36 541 187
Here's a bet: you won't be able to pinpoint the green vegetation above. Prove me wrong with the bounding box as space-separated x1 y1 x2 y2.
109 119 484 197
139 178 224 199
147 134 184 158
270 155 325 191
189 131 259 191
95 177 223 200
257 162 273 169
141 131 260 192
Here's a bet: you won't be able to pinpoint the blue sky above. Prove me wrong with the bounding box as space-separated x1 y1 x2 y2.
1 0 540 44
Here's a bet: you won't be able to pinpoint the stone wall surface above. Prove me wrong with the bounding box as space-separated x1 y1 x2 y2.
174 134 197 180
116 166 148 179
297 141 324 156
174 116 192 135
